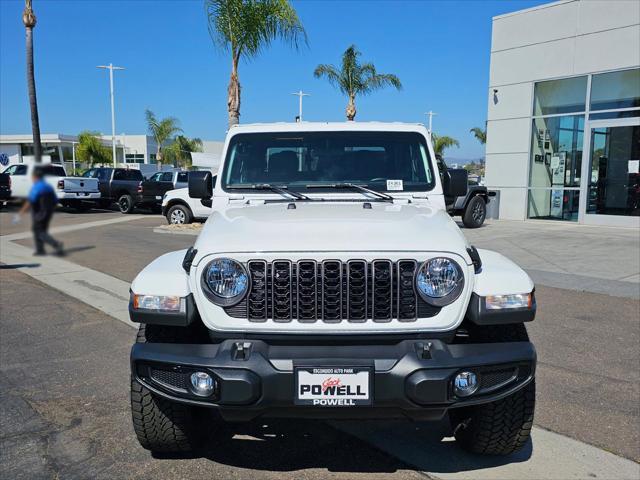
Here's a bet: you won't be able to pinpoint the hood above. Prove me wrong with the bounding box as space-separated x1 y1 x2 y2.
194 201 471 258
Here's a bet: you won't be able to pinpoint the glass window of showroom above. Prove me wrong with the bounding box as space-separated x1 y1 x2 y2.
528 68 640 221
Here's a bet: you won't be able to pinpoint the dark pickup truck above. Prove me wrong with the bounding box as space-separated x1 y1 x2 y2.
0 172 10 205
82 167 144 213
136 170 190 211
437 157 495 228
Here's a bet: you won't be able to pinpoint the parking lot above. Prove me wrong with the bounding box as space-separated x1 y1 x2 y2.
1 205 639 479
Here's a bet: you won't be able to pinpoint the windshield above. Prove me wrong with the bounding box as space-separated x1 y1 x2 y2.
221 131 435 193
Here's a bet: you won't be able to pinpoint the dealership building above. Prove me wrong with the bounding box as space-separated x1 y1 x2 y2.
485 0 640 227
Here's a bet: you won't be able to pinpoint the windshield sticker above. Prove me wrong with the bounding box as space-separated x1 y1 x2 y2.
386 179 403 191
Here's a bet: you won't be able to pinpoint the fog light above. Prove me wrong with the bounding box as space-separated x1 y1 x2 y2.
453 371 478 397
190 371 215 397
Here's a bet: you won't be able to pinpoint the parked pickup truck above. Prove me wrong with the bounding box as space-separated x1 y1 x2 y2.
82 167 144 213
2 163 100 211
128 122 537 457
161 175 217 224
137 170 190 212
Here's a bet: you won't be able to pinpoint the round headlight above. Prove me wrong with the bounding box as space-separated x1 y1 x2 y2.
201 258 249 306
416 257 464 306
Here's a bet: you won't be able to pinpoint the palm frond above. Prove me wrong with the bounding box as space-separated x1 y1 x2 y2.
469 127 487 145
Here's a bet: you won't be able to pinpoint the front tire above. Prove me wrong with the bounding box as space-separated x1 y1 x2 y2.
462 195 486 228
131 379 208 453
131 323 213 453
167 204 192 225
449 380 535 455
118 194 135 214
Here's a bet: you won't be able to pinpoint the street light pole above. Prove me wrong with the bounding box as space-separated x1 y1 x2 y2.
71 141 77 173
291 90 310 121
425 110 437 139
97 63 125 167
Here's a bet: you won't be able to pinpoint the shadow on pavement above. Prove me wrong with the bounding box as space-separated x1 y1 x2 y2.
0 263 41 269
153 419 413 474
333 418 533 474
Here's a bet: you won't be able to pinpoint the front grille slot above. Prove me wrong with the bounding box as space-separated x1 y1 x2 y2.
235 259 441 323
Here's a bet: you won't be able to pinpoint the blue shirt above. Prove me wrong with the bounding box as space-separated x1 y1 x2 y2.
28 178 57 205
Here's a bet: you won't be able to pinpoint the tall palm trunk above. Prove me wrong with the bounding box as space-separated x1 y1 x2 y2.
156 144 162 171
23 1 41 162
346 94 356 121
227 57 241 127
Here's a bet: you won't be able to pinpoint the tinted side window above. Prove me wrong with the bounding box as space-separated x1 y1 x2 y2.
97 169 110 181
128 170 143 181
113 170 125 181
82 169 96 178
42 165 66 176
14 165 27 175
149 172 163 182
161 172 173 182
177 172 188 183
212 175 217 187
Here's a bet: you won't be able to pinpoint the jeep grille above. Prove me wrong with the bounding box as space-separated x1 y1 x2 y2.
224 260 440 323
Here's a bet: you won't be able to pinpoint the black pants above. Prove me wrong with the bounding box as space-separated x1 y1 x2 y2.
32 217 60 253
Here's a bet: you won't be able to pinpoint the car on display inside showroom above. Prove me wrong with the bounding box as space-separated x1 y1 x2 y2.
128 122 537 456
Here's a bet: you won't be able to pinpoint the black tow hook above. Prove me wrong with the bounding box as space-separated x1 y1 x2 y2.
232 341 252 360
415 342 432 360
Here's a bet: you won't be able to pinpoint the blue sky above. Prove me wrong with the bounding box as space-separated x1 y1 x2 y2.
0 0 546 160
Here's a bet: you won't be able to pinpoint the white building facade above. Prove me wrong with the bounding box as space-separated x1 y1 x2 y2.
485 0 640 227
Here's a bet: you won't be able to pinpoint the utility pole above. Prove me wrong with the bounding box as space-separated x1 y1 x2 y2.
97 63 125 167
291 90 310 121
425 110 437 138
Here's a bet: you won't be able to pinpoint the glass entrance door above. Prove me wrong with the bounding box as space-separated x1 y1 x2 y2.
581 118 640 225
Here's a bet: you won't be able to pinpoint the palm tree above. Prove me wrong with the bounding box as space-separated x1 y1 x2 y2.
470 127 486 145
76 131 112 166
431 133 460 159
164 135 203 168
314 45 402 121
23 0 42 162
205 0 306 127
145 109 182 168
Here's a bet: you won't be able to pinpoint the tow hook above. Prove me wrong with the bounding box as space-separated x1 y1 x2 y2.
232 341 252 360
453 417 472 436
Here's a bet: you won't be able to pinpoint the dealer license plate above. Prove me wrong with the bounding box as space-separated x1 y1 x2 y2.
295 367 371 406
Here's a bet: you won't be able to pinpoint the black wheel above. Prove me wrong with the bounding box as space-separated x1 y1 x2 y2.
131 378 208 453
118 194 135 214
167 204 193 225
449 324 535 455
450 380 535 455
131 324 214 453
462 196 486 228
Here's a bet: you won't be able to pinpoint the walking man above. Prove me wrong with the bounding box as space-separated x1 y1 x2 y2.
16 166 64 256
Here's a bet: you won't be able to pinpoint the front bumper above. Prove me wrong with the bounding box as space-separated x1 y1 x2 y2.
131 338 536 421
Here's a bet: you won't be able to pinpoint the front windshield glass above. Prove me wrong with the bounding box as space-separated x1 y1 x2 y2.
222 131 435 193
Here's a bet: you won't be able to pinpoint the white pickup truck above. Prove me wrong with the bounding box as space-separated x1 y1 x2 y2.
129 122 536 457
2 163 100 211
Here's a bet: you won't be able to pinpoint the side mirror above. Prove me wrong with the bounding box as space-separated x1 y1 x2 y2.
189 171 212 200
444 168 468 197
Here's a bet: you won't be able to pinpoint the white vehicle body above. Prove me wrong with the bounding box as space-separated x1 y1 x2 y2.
2 163 100 201
133 122 533 335
161 186 212 222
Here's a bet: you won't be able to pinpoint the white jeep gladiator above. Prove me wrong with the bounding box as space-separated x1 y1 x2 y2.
129 122 536 456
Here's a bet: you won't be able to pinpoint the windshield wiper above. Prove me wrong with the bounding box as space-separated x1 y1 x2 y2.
227 183 311 201
306 183 393 202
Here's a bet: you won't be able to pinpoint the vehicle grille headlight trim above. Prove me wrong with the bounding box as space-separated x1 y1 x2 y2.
201 258 250 307
415 257 464 307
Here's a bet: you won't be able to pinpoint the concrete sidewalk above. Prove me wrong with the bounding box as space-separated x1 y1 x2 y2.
464 219 640 299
